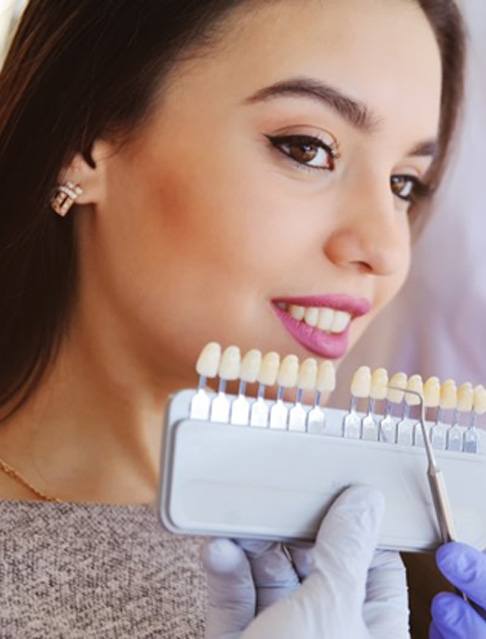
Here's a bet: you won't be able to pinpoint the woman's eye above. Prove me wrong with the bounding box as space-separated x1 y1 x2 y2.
266 134 337 172
390 175 426 202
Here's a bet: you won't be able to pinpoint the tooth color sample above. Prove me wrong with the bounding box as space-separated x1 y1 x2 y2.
439 379 457 410
351 366 371 398
277 354 299 388
474 385 486 414
370 368 388 400
240 349 262 383
218 346 241 380
316 360 336 392
457 383 473 412
196 342 222 377
257 352 280 386
298 358 318 390
387 372 408 403
405 375 423 406
423 377 440 407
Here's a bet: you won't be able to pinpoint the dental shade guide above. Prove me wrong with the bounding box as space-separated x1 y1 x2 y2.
159 341 486 553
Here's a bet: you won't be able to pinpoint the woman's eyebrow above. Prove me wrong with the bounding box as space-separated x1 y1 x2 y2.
242 76 381 132
243 76 437 158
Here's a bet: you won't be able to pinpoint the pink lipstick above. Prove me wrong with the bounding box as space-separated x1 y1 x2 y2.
271 294 371 359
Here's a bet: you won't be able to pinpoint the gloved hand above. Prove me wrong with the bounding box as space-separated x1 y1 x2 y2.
430 541 486 638
201 484 410 639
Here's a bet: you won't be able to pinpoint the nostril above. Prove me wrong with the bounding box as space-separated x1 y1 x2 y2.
351 260 373 274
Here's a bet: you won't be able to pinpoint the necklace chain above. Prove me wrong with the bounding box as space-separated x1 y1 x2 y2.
0 456 63 503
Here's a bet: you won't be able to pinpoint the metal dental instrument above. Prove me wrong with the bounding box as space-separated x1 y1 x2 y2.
390 385 457 542
389 385 483 613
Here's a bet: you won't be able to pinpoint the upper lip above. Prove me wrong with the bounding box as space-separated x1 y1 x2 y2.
271 294 372 319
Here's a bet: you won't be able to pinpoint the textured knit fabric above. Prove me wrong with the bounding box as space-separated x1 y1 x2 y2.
0 499 208 638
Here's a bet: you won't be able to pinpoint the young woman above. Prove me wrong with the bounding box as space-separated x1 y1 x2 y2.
0 0 464 636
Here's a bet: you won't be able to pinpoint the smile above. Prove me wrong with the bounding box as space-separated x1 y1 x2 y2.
271 294 372 359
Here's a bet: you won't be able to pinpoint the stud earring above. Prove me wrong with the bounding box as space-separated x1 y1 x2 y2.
50 181 83 217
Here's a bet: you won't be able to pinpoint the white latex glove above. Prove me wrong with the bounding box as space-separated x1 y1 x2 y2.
201 485 410 639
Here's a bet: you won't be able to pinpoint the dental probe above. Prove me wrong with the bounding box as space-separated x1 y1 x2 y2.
389 386 457 543
389 385 483 614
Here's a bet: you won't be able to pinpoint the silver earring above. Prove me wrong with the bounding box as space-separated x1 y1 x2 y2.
50 181 83 217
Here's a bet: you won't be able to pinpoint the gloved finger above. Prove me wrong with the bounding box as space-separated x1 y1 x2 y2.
285 541 313 580
429 620 445 639
431 592 486 639
436 542 486 610
201 538 256 639
363 550 410 639
311 484 385 593
236 539 300 613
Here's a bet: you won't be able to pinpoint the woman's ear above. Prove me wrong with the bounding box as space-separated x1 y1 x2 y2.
56 139 114 207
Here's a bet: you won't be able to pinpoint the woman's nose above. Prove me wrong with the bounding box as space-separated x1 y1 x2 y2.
323 181 409 277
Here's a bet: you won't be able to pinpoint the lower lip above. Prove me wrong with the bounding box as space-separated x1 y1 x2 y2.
272 305 350 359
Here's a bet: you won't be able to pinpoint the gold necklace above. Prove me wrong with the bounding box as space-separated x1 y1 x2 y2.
0 456 63 503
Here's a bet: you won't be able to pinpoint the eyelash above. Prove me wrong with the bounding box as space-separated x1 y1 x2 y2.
266 134 431 204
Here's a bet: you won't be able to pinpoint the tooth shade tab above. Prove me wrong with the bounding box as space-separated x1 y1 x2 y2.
387 373 408 403
277 354 299 388
424 377 440 407
370 368 389 400
240 350 262 384
351 366 371 398
298 358 318 391
257 352 280 386
318 308 334 331
457 383 474 412
218 346 241 381
196 342 221 377
439 379 457 410
405 375 423 406
289 305 305 321
474 385 486 415
316 360 336 392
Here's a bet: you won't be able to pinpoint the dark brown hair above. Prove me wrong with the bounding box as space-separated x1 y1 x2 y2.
0 0 465 423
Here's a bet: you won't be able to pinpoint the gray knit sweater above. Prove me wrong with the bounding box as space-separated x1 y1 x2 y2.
0 500 207 638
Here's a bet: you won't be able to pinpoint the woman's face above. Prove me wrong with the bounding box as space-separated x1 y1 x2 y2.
78 0 442 390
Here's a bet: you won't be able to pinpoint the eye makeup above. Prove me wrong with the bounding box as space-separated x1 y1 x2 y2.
265 132 340 174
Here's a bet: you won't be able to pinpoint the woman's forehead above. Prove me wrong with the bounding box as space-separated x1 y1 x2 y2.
158 0 442 149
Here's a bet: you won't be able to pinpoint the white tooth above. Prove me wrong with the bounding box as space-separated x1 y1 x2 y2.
387 372 408 403
457 382 473 412
331 311 351 333
240 349 262 384
277 354 299 388
289 305 305 321
195 342 222 378
257 352 280 386
297 358 318 391
424 376 440 407
351 366 371 398
474 385 486 415
405 374 423 406
370 368 388 400
439 379 457 410
317 308 334 331
316 360 336 392
304 307 319 327
218 346 241 381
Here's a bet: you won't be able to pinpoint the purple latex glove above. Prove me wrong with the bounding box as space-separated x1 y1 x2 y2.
201 485 410 639
430 542 486 638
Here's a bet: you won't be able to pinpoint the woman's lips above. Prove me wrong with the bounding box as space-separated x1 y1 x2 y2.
271 295 372 359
